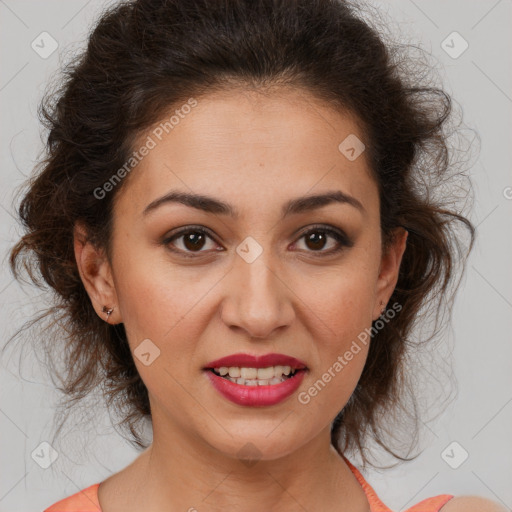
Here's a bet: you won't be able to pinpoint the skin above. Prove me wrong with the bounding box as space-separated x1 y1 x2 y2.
74 88 503 512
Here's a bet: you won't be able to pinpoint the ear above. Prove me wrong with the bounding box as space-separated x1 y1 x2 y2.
372 227 408 321
73 222 120 324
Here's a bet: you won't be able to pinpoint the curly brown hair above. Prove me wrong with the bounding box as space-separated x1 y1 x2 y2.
6 0 475 468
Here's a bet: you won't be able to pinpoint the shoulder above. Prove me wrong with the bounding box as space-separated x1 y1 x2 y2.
440 495 508 512
43 483 101 512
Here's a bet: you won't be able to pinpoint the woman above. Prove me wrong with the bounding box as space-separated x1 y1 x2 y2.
7 0 505 510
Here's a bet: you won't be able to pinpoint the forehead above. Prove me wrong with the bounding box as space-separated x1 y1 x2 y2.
115 88 378 219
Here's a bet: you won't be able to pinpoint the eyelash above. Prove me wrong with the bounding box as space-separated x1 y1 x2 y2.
162 224 353 259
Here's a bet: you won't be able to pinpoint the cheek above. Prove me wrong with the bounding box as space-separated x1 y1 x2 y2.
111 234 180 331
294 253 377 410
316 278 372 377
298 336 369 423
300 253 379 339
112 245 219 365
298 288 371 420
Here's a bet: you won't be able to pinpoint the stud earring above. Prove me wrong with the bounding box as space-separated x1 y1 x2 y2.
102 305 114 322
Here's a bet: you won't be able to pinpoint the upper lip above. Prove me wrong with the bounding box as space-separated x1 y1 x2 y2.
204 352 307 370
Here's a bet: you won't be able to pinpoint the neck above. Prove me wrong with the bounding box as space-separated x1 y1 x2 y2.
105 419 370 512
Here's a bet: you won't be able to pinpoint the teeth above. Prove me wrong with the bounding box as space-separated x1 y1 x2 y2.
228 367 241 378
214 365 298 380
240 367 258 379
211 365 301 385
257 367 274 380
226 375 289 386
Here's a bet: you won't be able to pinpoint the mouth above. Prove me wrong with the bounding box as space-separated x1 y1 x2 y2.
203 352 308 387
203 364 308 407
205 365 306 386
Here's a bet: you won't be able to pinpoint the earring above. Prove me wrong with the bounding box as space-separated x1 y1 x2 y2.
102 305 114 322
380 300 386 315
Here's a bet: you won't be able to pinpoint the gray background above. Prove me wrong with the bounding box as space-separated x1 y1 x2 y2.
1 0 511 510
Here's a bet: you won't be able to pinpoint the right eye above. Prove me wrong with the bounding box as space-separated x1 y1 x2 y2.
162 226 223 258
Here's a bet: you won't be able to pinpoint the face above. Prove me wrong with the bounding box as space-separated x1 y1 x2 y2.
75 87 407 463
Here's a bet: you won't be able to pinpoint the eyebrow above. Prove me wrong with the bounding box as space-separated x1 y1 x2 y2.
142 190 365 218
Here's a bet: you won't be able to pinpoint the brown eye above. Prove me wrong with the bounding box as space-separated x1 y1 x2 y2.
182 231 207 251
162 224 353 259
163 226 221 257
295 226 353 255
304 231 329 251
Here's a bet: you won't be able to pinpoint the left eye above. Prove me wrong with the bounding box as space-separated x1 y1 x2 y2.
293 226 351 254
163 225 352 257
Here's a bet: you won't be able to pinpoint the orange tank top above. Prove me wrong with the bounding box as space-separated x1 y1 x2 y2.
43 457 454 512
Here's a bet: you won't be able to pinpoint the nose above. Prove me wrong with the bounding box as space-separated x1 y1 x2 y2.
220 250 295 340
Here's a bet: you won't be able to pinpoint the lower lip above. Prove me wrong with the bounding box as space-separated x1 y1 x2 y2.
204 369 307 406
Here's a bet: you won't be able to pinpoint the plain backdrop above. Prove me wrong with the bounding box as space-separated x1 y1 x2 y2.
1 0 511 510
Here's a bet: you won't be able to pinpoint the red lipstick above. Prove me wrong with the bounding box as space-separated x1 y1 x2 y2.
203 352 308 407
204 352 307 370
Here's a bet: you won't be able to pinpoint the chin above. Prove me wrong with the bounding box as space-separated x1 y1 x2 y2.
200 424 311 464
